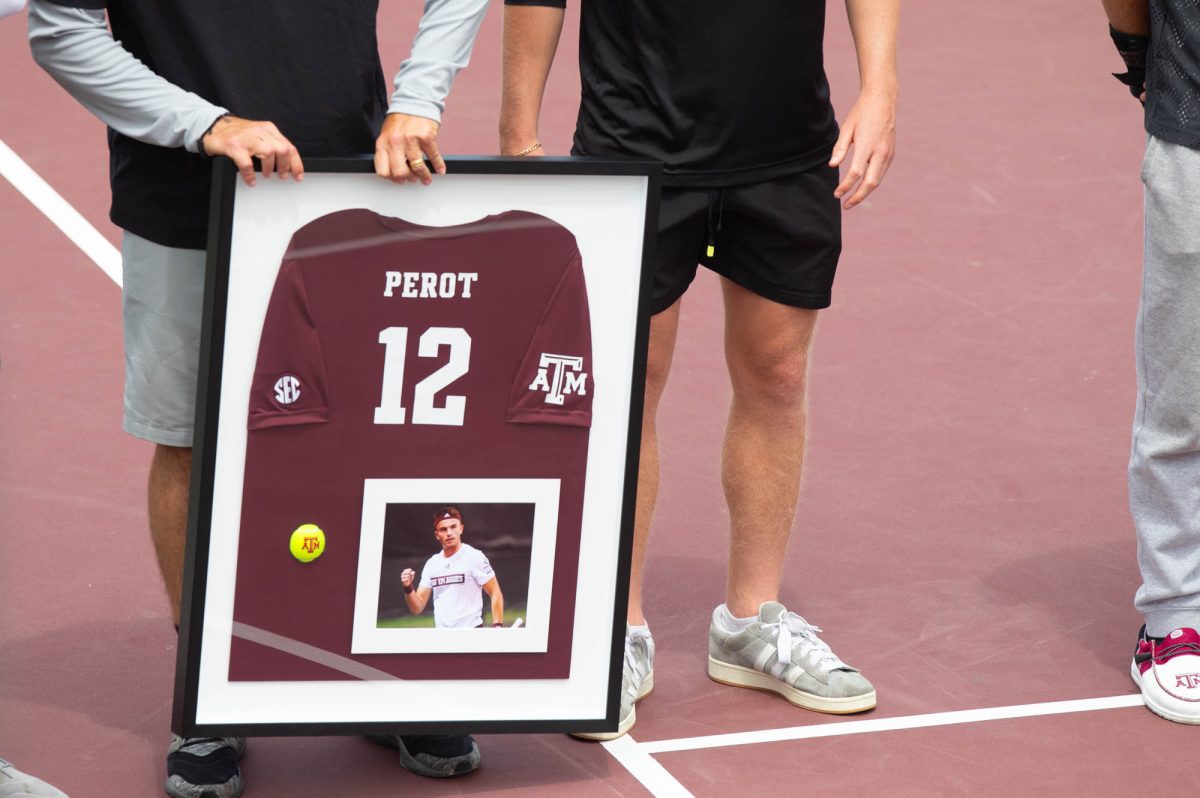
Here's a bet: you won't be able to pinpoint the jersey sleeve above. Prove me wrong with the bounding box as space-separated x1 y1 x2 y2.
471 550 495 586
247 258 332 430
418 558 433 590
506 249 593 427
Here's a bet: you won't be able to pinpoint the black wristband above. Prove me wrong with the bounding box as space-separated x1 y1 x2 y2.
1110 25 1149 100
1110 25 1149 67
404 584 414 594
492 622 503 628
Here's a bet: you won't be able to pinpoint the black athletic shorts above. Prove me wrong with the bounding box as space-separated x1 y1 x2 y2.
651 164 841 314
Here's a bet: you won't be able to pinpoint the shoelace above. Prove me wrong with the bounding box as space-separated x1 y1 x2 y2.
763 613 847 673
172 737 237 757
1150 638 1200 664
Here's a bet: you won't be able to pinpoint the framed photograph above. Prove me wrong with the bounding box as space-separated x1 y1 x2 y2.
172 157 660 736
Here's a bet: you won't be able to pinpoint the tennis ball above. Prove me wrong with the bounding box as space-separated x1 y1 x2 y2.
289 524 325 563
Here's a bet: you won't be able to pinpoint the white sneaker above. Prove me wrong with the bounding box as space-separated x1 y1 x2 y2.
573 627 654 741
0 758 68 798
1132 626 1200 725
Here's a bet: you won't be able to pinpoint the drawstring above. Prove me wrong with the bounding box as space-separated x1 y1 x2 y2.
706 188 725 258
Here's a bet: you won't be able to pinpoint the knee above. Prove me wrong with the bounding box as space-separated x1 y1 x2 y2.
1135 425 1200 460
641 346 676 416
644 347 673 392
731 349 811 408
1136 382 1200 456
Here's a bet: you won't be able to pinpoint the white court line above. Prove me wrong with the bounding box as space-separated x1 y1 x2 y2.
0 137 122 286
606 694 1146 795
638 693 1145 756
602 736 693 798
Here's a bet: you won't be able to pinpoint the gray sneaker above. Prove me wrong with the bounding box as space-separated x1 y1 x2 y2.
708 602 876 713
572 628 654 741
0 758 68 798
165 736 246 798
365 734 481 778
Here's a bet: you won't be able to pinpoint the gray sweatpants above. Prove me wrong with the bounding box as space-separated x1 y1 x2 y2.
1130 135 1200 636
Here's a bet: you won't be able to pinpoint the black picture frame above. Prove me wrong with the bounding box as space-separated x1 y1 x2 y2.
173 156 660 737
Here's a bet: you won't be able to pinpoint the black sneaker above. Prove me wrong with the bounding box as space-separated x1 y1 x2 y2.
165 736 246 798
367 734 481 778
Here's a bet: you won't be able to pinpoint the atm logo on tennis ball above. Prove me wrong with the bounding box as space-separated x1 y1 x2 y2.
290 524 326 562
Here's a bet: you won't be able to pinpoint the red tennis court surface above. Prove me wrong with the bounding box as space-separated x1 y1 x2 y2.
2 2 1193 796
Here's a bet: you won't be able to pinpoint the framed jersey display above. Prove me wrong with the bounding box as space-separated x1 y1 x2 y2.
173 157 660 736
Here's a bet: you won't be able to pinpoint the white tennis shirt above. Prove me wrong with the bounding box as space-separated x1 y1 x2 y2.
418 543 494 629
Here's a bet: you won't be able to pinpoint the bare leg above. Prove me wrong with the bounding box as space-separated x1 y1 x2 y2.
148 444 192 625
720 280 818 617
627 300 683 626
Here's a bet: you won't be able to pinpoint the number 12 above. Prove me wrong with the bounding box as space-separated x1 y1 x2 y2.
374 326 471 426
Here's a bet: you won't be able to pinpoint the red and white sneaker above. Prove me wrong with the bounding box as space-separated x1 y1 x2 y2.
1131 626 1200 725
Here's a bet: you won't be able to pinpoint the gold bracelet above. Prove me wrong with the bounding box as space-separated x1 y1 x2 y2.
515 142 543 157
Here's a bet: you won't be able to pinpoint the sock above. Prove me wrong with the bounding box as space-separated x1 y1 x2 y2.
1142 625 1166 644
627 623 651 640
716 604 756 633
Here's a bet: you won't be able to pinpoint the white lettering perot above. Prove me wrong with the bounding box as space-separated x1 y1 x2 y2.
383 271 478 299
528 353 588 406
273 375 301 405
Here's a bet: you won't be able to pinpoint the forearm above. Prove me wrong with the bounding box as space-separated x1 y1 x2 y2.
28 0 225 152
1102 0 1150 35
490 591 504 625
405 592 427 614
389 0 490 123
500 4 564 151
844 0 900 96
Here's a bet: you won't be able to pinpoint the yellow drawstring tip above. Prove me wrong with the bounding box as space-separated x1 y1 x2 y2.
706 245 715 258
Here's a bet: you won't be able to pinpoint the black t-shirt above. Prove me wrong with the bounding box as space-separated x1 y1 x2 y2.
1146 1 1200 149
47 0 388 249
507 0 839 187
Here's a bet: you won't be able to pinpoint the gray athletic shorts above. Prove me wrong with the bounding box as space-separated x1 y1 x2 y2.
121 231 206 447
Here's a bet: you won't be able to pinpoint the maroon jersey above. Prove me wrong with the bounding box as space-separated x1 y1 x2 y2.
228 209 592 681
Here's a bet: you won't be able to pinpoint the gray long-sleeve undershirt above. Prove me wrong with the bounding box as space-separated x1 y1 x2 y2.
27 0 489 153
